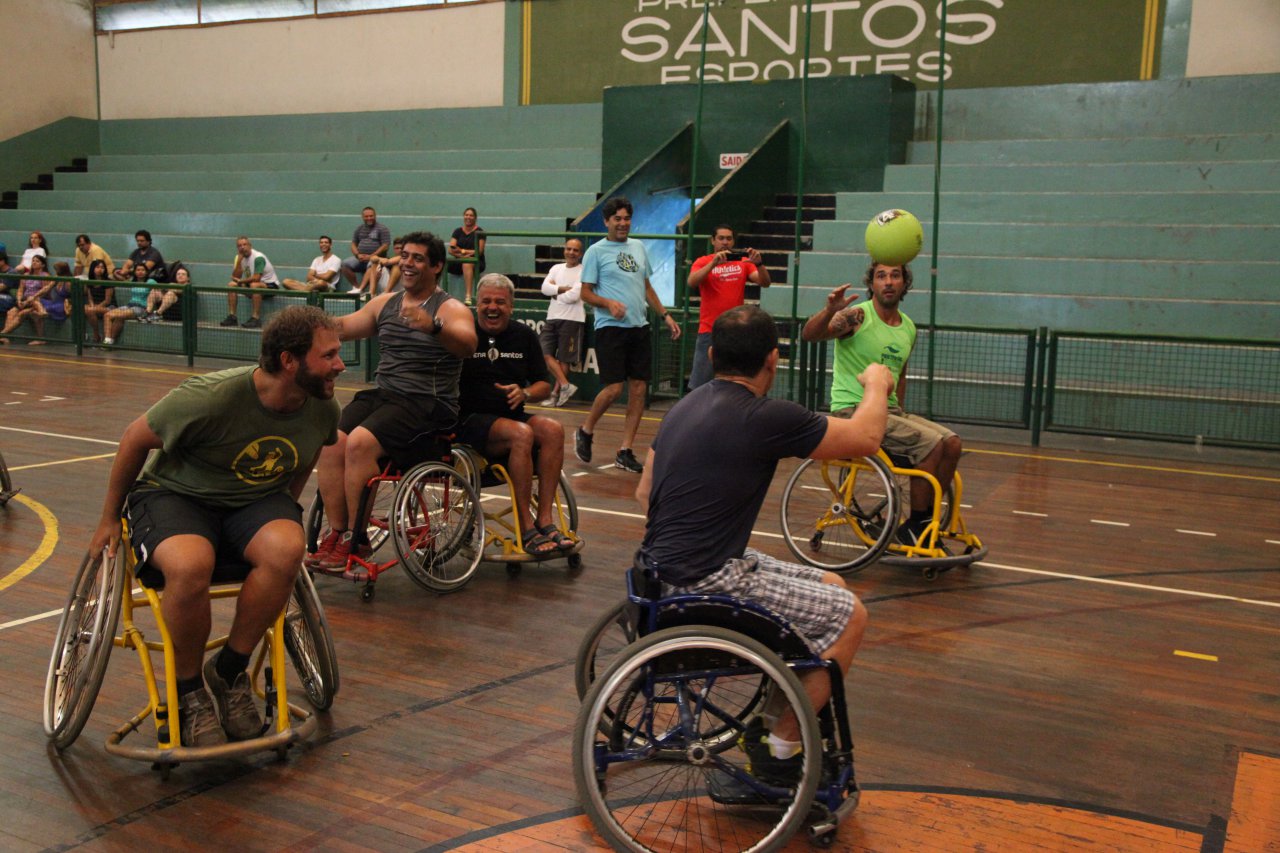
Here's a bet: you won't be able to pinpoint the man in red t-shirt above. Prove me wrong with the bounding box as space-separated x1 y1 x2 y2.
686 224 770 389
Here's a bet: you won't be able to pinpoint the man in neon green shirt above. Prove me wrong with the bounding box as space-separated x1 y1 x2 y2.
802 262 963 545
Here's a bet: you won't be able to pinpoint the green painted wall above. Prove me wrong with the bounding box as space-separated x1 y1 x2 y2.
0 118 99 197
601 75 915 194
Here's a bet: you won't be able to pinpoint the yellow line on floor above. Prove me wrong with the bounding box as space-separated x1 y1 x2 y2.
969 448 1280 484
1174 650 1218 662
0 494 58 592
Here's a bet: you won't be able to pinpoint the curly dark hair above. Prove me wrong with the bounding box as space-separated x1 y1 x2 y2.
259 306 340 373
862 261 913 299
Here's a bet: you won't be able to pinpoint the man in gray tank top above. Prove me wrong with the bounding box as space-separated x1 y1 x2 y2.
308 231 477 575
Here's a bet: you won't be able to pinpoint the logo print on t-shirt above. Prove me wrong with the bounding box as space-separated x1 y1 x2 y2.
232 436 299 485
615 252 639 273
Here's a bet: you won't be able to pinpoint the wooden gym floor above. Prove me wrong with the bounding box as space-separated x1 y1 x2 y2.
1 346 1277 852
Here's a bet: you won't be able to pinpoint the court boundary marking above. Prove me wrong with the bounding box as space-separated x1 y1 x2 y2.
0 494 58 592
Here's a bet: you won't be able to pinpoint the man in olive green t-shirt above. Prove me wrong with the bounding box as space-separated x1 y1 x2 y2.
90 306 344 748
801 261 963 546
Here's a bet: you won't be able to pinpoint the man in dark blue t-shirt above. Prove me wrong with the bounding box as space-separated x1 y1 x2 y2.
637 304 894 783
457 274 573 558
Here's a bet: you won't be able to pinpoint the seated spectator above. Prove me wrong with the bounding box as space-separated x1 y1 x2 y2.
0 244 14 316
83 258 117 344
46 262 74 324
102 261 155 346
114 230 167 282
144 266 185 322
447 207 486 306
74 234 114 278
281 235 342 293
356 236 404 299
340 207 390 290
221 236 280 329
1 254 56 345
456 273 572 557
15 231 48 274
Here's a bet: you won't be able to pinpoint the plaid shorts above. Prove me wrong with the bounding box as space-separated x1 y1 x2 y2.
663 548 856 655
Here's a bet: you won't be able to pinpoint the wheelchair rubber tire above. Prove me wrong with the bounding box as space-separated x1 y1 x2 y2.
574 625 822 853
43 549 125 750
780 457 897 573
306 481 394 557
283 569 340 710
573 599 639 701
391 461 484 593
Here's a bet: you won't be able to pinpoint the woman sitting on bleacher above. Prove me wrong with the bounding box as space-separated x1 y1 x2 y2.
14 230 48 274
1 254 56 345
102 261 156 347
83 258 117 344
143 264 185 322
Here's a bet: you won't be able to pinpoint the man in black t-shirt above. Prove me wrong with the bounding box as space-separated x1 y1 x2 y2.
637 304 894 784
457 274 572 558
114 229 167 282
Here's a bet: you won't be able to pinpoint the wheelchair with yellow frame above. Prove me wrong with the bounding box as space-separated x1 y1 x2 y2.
780 448 986 580
449 443 583 575
44 521 338 776
305 432 486 601
572 559 860 851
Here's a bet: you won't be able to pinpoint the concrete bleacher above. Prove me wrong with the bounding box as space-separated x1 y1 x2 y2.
0 102 605 327
762 74 1280 341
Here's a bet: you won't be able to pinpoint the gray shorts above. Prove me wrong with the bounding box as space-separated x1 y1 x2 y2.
834 405 955 467
539 318 584 365
664 548 855 655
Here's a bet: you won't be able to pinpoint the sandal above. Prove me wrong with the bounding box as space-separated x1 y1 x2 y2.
519 528 560 558
537 523 575 552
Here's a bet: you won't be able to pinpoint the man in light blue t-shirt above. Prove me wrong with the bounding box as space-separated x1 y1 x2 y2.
575 196 681 474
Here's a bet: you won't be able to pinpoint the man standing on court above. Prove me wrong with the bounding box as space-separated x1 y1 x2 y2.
539 236 585 407
686 224 769 389
638 304 893 784
575 197 681 474
308 231 476 574
341 206 391 291
801 262 963 546
89 306 344 747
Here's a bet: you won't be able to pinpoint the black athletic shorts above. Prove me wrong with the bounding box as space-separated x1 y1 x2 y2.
339 387 457 470
124 483 301 580
454 410 533 453
595 325 651 385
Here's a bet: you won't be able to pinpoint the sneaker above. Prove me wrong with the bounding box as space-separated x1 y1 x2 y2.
178 687 228 747
102 336 114 346
305 528 342 569
202 657 263 741
147 312 162 323
896 518 929 547
312 530 371 573
557 382 578 407
540 387 561 407
615 448 643 474
243 316 262 329
574 427 593 463
738 717 803 786
219 314 239 327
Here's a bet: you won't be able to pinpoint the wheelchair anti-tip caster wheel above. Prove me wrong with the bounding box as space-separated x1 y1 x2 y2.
361 584 374 602
567 553 582 570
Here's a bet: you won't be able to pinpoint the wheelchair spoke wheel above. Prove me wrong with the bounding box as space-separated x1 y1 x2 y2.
307 478 394 556
780 457 897 573
574 626 821 853
44 549 125 750
574 599 640 700
532 471 580 537
283 570 340 710
392 462 484 593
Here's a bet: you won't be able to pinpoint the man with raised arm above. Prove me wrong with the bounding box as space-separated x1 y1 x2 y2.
89 306 344 747
637 304 894 786
802 261 962 546
308 230 476 575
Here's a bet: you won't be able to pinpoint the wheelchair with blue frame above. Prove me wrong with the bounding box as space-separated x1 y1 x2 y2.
780 448 986 581
305 432 486 601
0 449 17 505
573 560 860 851
44 522 338 776
449 444 582 575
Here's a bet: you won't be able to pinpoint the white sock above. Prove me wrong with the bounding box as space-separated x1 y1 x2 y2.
767 733 802 759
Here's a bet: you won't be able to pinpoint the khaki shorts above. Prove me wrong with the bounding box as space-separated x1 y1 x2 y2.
833 405 955 467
